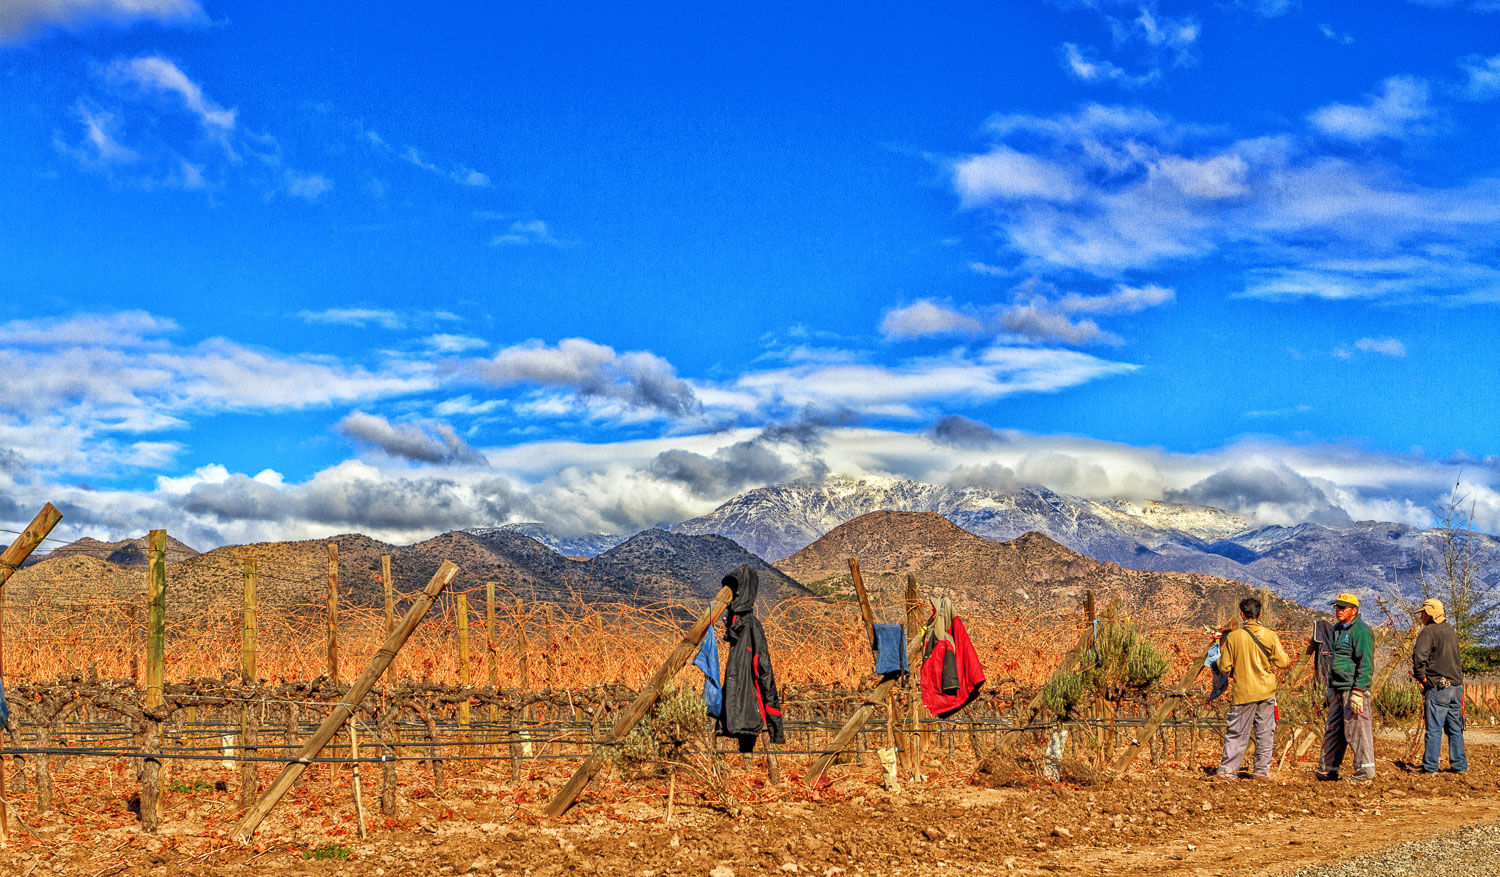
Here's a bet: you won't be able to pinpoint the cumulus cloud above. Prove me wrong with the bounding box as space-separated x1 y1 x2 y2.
1354 337 1407 357
1308 76 1433 142
476 338 701 419
880 300 985 339
952 91 1500 302
337 411 487 466
0 0 202 45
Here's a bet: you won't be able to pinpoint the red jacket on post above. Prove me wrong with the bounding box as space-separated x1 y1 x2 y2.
920 597 985 718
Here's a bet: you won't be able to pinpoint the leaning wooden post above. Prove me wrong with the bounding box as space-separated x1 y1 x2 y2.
230 561 459 843
543 585 734 818
515 600 533 769
327 542 340 683
457 594 472 744
0 503 63 846
848 558 876 651
807 679 900 786
141 529 169 833
1108 649 1211 776
240 557 259 812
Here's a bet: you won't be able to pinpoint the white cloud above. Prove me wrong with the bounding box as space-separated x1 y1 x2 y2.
423 334 488 353
297 308 404 329
1319 23 1354 45
880 300 985 339
1354 337 1408 357
490 220 561 247
953 147 1079 204
0 0 202 45
1235 0 1297 16
1308 76 1432 142
1058 4 1199 88
1458 53 1500 101
953 90 1500 302
731 346 1138 417
337 411 487 465
476 338 701 419
359 126 493 189
285 171 332 202
107 55 235 133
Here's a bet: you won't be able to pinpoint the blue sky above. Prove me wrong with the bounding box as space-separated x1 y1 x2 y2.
3 0 1500 547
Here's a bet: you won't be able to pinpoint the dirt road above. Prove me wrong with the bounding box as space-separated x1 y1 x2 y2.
1 736 1494 875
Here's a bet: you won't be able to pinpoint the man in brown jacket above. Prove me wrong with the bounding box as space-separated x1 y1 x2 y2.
1215 595 1291 778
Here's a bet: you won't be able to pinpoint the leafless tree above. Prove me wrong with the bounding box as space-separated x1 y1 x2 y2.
1418 479 1500 659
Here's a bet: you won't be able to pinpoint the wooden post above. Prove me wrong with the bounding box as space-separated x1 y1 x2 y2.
486 583 498 748
349 718 368 840
381 555 395 685
544 586 734 818
1109 649 1210 776
0 503 63 845
903 574 927 780
139 529 169 832
806 678 900 786
515 600 532 768
327 542 340 683
231 561 459 843
457 594 472 743
1260 589 1274 629
847 558 876 651
240 557 259 812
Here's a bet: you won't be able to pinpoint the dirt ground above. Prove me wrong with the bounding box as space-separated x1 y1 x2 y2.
1 729 1496 876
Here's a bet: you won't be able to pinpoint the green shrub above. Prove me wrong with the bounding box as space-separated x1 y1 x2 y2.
1079 620 1169 698
1042 671 1087 719
612 686 709 777
1375 682 1422 722
303 846 351 861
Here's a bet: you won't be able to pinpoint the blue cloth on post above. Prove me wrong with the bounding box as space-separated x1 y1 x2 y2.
694 627 723 718
873 623 907 676
0 675 9 731
1206 642 1229 702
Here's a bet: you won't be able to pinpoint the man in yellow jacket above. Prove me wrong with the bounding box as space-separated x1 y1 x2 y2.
1215 595 1291 779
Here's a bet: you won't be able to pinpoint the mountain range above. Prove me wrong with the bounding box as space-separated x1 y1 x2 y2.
665 476 1496 610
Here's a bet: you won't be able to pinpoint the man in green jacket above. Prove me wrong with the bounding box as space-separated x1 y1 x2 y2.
1316 592 1376 781
1215 595 1291 778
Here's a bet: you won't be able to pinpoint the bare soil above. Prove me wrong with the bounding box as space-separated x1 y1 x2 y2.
2 732 1496 876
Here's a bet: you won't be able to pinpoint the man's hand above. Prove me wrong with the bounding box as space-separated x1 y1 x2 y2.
1349 690 1366 715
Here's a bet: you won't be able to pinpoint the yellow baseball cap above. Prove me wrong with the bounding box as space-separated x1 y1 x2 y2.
1331 592 1360 609
1420 598 1445 623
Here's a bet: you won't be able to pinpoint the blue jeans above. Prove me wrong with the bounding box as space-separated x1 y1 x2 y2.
1423 684 1467 772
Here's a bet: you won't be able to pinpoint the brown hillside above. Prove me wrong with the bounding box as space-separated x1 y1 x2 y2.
776 511 1312 628
7 528 808 619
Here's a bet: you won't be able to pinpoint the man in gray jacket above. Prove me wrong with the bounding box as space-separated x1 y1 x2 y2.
1412 598 1467 774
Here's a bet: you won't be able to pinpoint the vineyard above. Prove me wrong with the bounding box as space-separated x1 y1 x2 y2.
2 508 1499 876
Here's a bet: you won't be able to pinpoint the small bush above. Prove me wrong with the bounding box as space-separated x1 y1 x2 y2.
612 686 709 778
1080 620 1169 698
1376 682 1422 722
1042 671 1087 719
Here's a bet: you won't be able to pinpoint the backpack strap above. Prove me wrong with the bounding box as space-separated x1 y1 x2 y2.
1240 624 1274 660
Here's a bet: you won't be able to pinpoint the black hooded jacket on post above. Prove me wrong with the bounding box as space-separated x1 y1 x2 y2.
717 564 785 752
